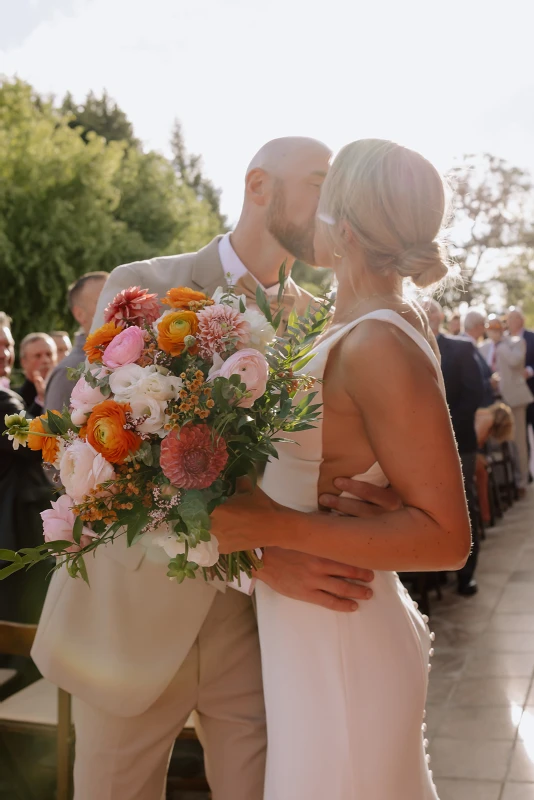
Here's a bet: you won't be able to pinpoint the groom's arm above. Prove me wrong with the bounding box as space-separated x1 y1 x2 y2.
255 480 402 612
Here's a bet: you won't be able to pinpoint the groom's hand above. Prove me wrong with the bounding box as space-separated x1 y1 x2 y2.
319 478 402 517
255 548 374 612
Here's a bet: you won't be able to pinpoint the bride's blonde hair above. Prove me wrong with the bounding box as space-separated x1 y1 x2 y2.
318 139 449 288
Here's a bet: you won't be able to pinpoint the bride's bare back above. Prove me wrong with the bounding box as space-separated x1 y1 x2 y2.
318 299 439 500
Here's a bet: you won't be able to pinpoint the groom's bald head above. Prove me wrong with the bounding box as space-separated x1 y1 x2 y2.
247 137 331 178
242 137 331 264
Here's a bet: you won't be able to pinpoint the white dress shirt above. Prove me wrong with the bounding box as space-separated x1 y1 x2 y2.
218 233 280 296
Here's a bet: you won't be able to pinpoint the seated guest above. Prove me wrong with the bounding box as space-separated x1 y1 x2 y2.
475 402 515 523
462 310 495 407
480 315 533 496
0 312 15 389
45 272 107 413
15 332 57 415
427 300 484 596
50 331 73 363
0 326 54 623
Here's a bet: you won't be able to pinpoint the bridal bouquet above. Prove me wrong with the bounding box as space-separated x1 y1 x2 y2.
2 278 329 585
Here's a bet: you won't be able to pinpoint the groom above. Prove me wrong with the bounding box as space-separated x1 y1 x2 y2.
32 137 396 800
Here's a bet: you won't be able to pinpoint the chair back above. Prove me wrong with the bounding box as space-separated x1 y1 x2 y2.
0 622 37 658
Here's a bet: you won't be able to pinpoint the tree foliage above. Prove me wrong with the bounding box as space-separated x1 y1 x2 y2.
0 79 225 345
443 154 534 308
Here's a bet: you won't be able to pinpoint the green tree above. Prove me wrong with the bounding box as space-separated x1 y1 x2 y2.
497 253 534 327
443 154 534 308
61 89 138 146
171 121 227 230
0 79 225 344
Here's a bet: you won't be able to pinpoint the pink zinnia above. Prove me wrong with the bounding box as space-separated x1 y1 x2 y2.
104 286 161 327
160 425 228 490
196 304 250 359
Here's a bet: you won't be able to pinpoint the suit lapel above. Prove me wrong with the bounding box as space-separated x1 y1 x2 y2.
191 236 226 296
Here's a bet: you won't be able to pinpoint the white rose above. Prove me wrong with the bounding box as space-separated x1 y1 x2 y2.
60 440 116 502
137 366 182 401
108 364 145 400
212 285 247 311
129 395 167 435
241 308 276 353
188 536 220 567
153 533 220 567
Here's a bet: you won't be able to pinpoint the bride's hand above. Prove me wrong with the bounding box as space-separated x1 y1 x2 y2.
211 480 283 553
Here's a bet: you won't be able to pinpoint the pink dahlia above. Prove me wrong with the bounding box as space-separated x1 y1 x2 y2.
196 304 250 359
104 286 161 327
160 425 228 490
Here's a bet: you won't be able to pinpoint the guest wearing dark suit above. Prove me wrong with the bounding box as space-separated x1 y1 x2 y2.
507 307 534 469
0 387 54 623
427 301 484 595
463 310 496 408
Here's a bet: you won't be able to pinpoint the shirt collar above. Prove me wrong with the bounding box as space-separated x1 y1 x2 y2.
218 232 280 296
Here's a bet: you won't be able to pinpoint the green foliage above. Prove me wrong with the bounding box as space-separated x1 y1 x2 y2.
443 154 534 308
0 78 225 345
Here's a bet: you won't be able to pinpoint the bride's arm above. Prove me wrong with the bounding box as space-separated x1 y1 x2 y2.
213 323 471 572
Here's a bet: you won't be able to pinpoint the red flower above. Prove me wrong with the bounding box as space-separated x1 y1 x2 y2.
104 286 161 327
160 424 228 490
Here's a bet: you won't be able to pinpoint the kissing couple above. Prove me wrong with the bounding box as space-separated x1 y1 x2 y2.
33 136 470 799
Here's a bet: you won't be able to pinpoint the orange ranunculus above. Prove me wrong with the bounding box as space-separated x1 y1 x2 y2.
157 311 198 356
84 322 123 363
86 400 141 465
162 287 211 309
27 415 60 464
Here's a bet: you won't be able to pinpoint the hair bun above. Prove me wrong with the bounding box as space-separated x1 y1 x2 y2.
396 241 449 288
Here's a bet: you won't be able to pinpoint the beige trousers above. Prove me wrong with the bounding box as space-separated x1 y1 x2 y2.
512 406 529 489
73 590 266 800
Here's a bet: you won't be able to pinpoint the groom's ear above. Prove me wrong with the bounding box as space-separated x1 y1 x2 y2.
245 168 269 206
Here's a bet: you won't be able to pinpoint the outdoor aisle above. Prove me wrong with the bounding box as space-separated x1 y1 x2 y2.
428 488 534 800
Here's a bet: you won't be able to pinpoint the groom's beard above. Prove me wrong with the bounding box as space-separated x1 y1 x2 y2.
267 184 317 265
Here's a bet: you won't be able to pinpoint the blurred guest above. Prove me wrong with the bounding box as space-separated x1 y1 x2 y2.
45 272 107 413
50 331 73 363
462 310 495 407
507 307 534 462
447 312 461 336
0 311 15 389
0 327 54 623
480 315 533 495
475 402 515 523
427 300 484 596
15 333 57 415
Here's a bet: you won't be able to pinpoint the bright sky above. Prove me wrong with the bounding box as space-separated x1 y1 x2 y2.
2 0 534 226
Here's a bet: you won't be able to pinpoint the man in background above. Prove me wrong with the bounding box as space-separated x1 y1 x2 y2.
462 310 495 407
427 300 484 596
50 331 73 363
45 272 107 413
15 332 57 415
0 312 15 389
507 307 534 475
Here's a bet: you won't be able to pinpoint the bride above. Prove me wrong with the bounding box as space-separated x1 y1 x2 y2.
212 139 471 799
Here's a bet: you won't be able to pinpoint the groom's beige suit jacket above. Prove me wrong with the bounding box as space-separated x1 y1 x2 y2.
32 236 313 718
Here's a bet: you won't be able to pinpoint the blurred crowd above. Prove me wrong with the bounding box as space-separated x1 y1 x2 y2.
425 300 534 599
0 272 107 624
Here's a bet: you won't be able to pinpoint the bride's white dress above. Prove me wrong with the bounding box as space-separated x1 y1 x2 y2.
257 310 444 800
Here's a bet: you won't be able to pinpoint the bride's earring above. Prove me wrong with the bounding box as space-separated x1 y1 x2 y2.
333 249 343 260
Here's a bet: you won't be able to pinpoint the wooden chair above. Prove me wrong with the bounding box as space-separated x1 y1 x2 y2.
0 621 73 800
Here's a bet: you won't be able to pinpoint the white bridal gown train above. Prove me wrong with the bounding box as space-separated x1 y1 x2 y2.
257 310 443 800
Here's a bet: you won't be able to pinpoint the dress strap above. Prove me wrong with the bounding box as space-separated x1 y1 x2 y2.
312 309 444 395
